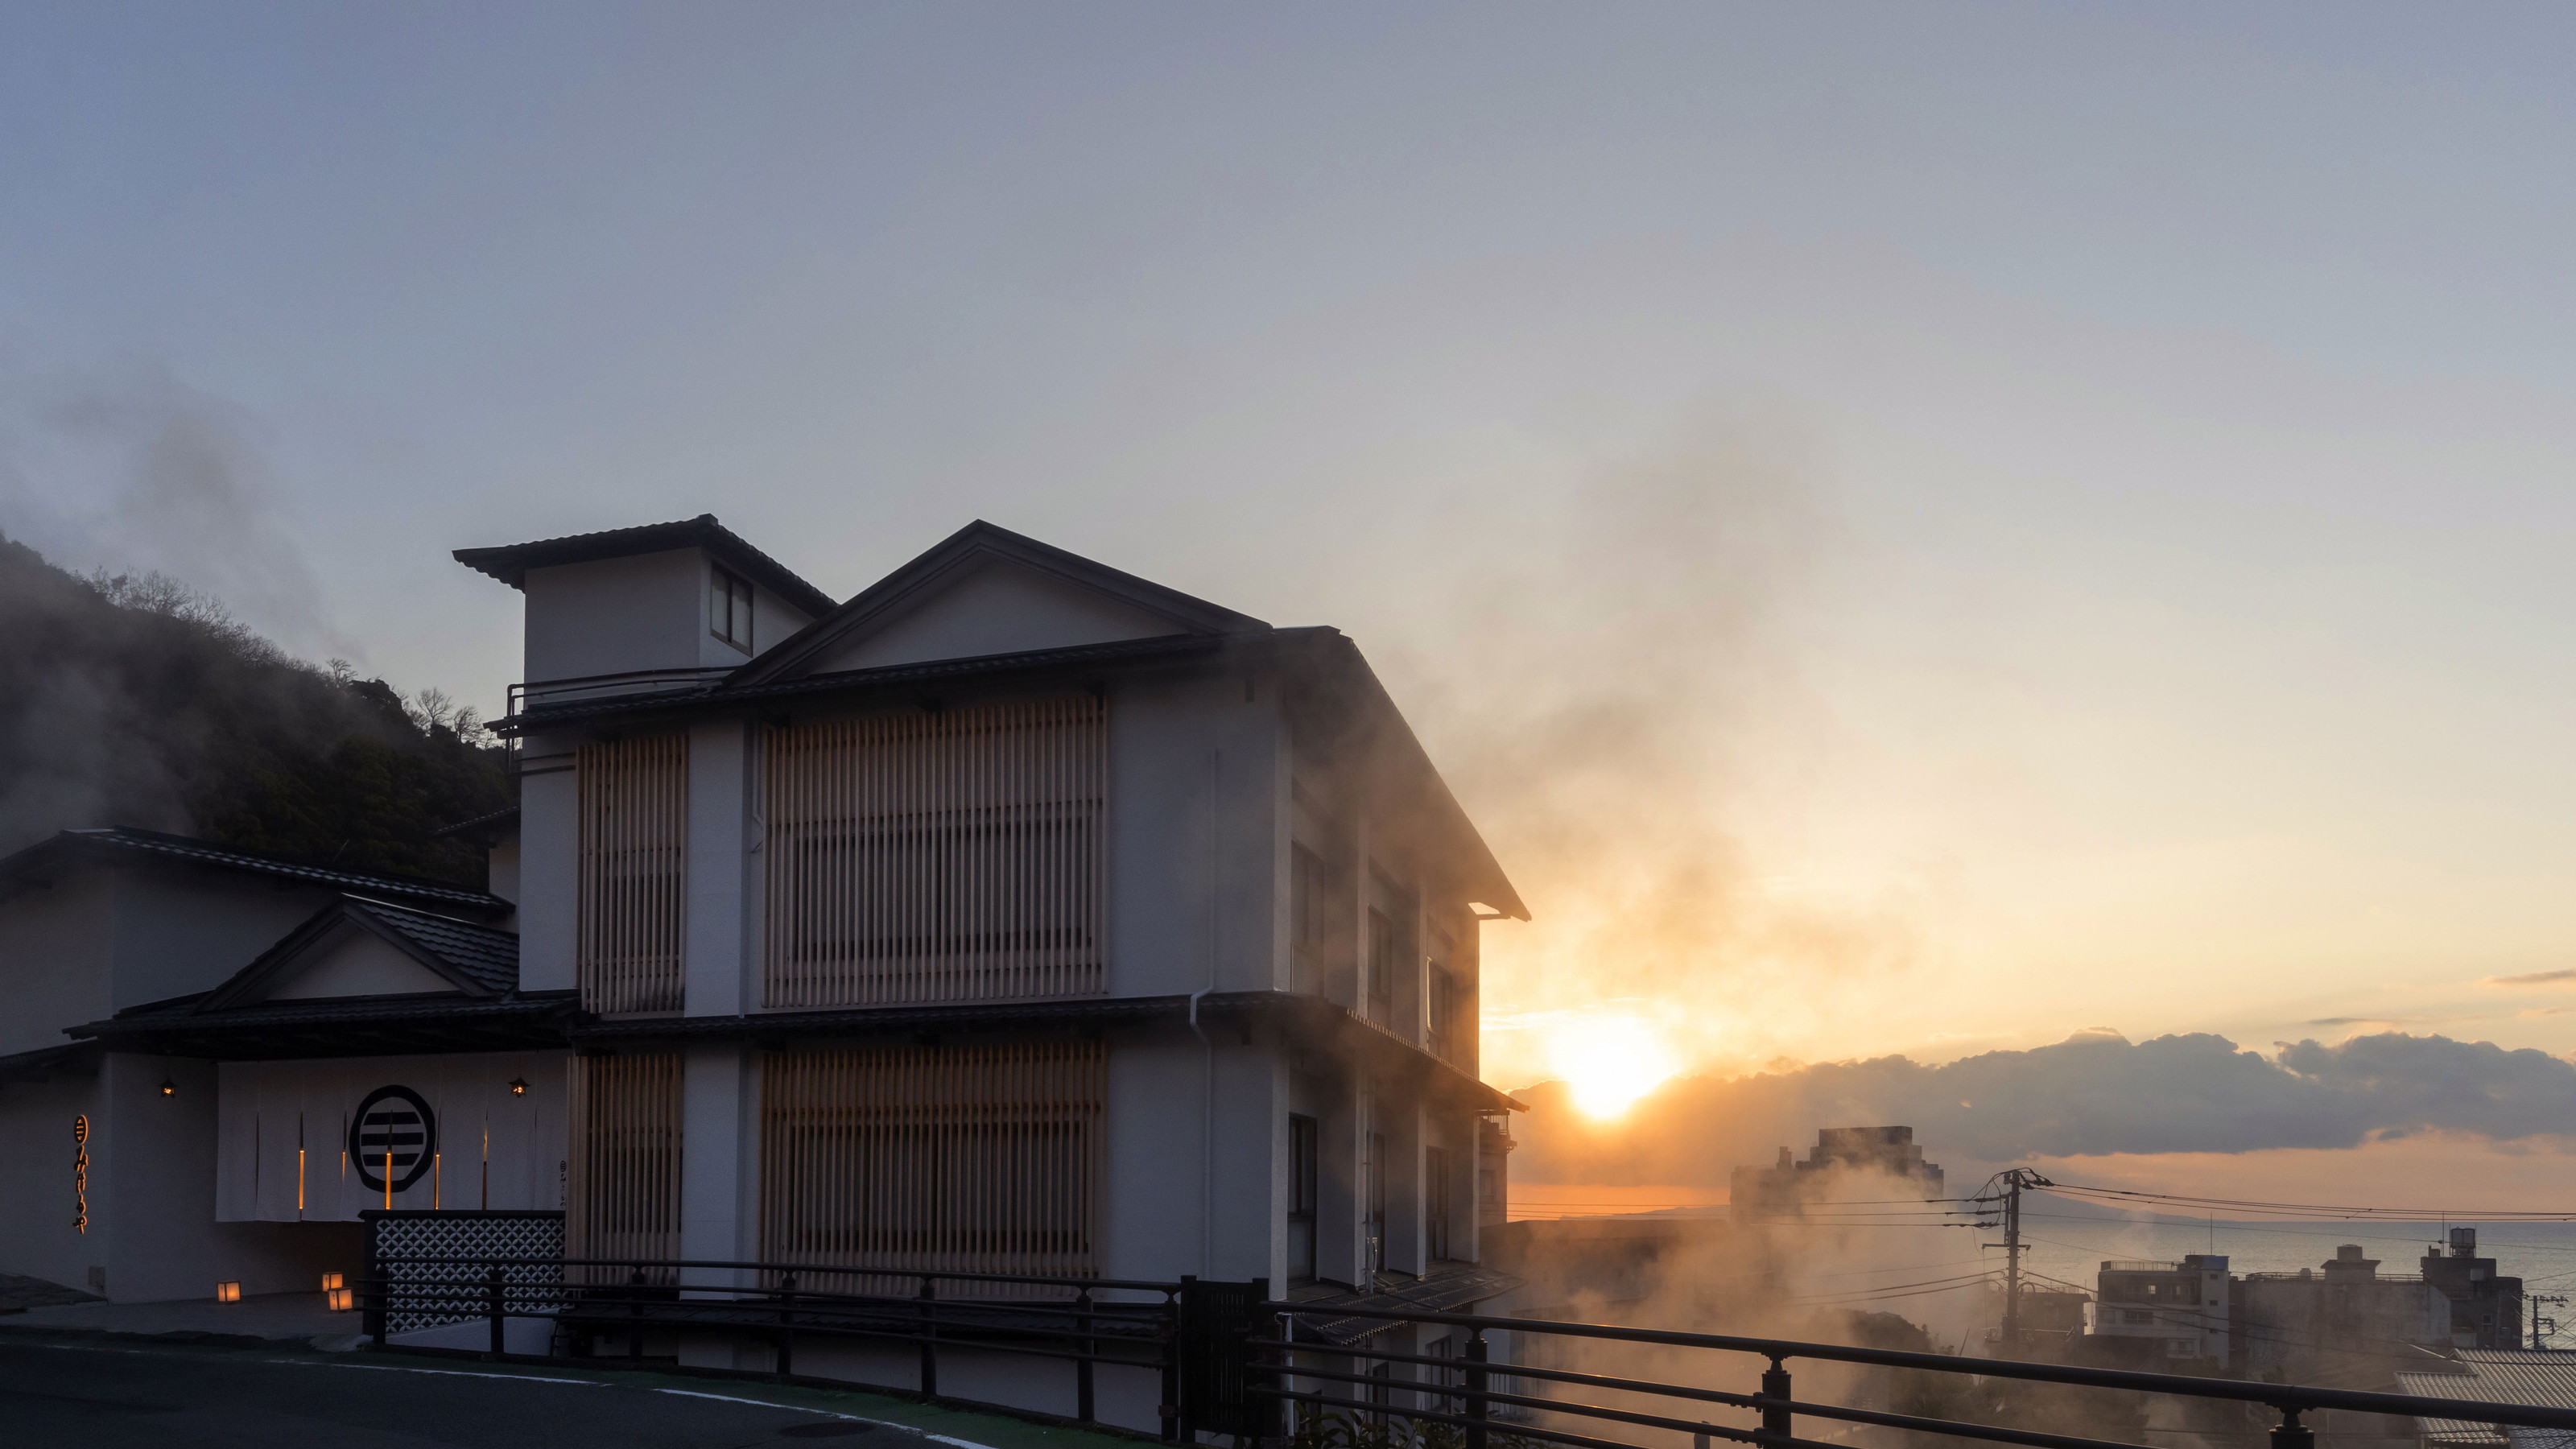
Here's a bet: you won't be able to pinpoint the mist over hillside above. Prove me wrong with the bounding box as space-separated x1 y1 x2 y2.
0 531 509 885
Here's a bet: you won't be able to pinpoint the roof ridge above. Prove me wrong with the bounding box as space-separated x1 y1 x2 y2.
66 827 502 899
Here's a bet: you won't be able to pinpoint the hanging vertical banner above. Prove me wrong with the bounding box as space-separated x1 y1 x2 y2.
215 1052 567 1222
72 1115 89 1235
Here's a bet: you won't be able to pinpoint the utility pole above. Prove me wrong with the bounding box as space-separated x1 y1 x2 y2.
1977 1169 2054 1356
2532 1294 2566 1349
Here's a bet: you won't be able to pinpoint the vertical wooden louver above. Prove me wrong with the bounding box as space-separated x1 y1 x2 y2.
758 1042 1104 1292
578 734 688 1013
762 698 1106 1008
568 1053 683 1282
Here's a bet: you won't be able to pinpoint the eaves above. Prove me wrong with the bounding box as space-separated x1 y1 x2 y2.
573 989 1524 1113
493 631 1290 737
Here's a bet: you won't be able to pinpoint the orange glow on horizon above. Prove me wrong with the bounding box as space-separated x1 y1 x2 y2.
1548 1014 1682 1117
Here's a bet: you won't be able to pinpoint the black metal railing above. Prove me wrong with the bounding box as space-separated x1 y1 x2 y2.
1247 1301 2576 1449
361 1263 2576 1449
362 1255 1193 1438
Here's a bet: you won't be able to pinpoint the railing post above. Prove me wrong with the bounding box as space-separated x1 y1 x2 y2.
1465 1327 1490 1449
777 1273 797 1381
2272 1406 2315 1449
628 1265 646 1360
917 1276 939 1399
1759 1356 1793 1445
1160 1287 1183 1443
1076 1285 1097 1423
485 1265 506 1360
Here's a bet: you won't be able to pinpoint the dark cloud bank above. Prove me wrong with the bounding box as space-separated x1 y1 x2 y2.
1511 1030 2576 1183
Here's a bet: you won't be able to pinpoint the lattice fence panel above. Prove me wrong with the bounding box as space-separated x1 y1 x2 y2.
578 733 688 1013
759 1042 1104 1296
762 697 1107 1008
567 1052 683 1286
365 1209 565 1335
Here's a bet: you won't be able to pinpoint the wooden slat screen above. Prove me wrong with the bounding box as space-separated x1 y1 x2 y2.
762 698 1106 1008
567 1052 683 1282
758 1042 1104 1292
578 734 688 1013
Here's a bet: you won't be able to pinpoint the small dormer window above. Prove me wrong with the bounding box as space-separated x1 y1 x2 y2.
712 566 753 651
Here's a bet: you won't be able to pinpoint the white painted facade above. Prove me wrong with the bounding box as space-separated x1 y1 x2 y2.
487 519 1521 1307
0 516 1524 1424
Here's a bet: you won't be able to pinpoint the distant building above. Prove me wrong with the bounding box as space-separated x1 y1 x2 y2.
2236 1245 2455 1381
1729 1126 1946 1218
2095 1254 2235 1366
2422 1229 2526 1350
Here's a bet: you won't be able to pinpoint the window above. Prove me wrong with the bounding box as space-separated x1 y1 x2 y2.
576 734 688 1013
1290 844 1328 993
568 1052 683 1283
763 698 1108 1006
712 566 754 651
759 1042 1104 1291
1425 1145 1452 1261
1365 909 1400 1025
1429 1337 1459 1414
1426 951 1455 1061
1289 1114 1319 1282
1364 1129 1388 1274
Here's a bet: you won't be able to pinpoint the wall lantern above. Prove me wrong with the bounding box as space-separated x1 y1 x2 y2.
325 1286 354 1313
320 1272 343 1292
158 1078 176 1097
507 1077 529 1096
214 1281 242 1304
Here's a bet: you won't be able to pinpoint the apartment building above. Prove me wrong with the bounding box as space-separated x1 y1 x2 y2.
0 517 1526 1396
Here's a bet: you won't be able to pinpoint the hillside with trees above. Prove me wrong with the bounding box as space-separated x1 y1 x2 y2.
0 531 510 887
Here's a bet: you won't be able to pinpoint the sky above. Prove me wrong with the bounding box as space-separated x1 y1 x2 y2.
5 4 2576 1187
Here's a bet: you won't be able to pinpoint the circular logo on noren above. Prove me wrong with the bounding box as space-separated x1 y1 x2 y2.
349 1085 438 1194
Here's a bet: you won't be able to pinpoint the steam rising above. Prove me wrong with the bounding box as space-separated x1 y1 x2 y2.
1377 420 1918 1090
0 365 352 657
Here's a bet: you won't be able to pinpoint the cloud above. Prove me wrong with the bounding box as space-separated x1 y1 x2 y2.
1509 1029 2576 1185
2487 968 2576 986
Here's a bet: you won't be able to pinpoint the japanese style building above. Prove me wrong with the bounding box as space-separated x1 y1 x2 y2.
0 517 1526 1414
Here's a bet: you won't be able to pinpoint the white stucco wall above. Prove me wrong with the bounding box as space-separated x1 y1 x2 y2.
514 741 580 993
1101 667 1282 1001
109 870 345 1013
522 547 819 686
263 928 454 999
0 1061 103 1294
522 549 708 683
0 873 114 1057
810 560 1172 674
684 722 750 1018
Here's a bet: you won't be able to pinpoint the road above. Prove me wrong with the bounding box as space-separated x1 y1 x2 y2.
0 1334 1102 1449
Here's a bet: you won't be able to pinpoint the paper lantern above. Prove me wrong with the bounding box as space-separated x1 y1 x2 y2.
320 1272 343 1291
214 1281 241 1303
325 1286 354 1313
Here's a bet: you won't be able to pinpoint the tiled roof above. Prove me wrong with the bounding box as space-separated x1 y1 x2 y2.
6 828 509 914
453 513 837 617
2401 1352 2576 1445
349 898 519 995
430 805 520 839
69 990 576 1061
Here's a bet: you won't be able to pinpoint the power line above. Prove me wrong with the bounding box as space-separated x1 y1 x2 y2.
2047 1183 2576 1222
